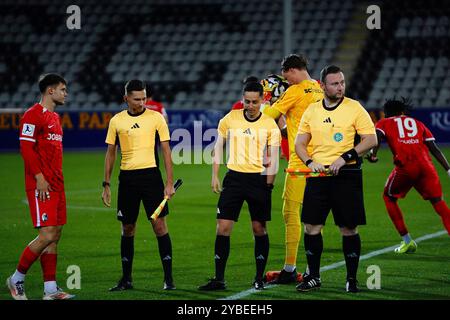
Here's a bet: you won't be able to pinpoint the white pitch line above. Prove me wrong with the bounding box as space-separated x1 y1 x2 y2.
220 230 447 300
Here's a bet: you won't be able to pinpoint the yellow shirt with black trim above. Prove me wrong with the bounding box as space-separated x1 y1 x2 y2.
105 109 170 170
218 109 281 173
297 97 375 165
267 79 323 169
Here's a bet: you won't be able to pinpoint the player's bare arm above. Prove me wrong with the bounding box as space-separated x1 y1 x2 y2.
425 140 450 177
211 135 225 193
329 133 378 175
161 140 175 199
102 143 117 207
295 132 326 172
265 146 276 185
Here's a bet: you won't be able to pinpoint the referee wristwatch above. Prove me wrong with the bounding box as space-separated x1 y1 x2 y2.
102 181 110 188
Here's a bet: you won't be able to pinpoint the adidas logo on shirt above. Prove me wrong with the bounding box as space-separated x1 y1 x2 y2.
243 128 252 135
131 123 140 129
323 117 332 123
163 255 172 261
256 254 265 260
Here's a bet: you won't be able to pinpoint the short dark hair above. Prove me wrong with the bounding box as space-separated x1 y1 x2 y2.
125 79 146 95
281 54 308 72
320 65 343 83
38 73 66 93
243 81 263 96
242 76 259 85
383 97 413 117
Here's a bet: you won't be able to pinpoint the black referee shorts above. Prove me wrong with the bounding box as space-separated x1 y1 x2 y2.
117 167 168 224
217 170 272 222
301 165 366 229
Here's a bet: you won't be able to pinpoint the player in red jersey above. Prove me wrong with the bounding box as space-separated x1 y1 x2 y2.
6 74 74 300
367 98 450 253
145 86 168 167
145 87 168 123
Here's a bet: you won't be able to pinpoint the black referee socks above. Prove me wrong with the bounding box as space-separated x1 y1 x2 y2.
157 233 173 282
214 235 230 281
254 234 269 281
304 233 323 278
343 234 361 280
121 235 134 281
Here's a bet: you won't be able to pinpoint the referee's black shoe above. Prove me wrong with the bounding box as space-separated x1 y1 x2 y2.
198 278 226 291
296 275 321 292
163 279 176 290
253 279 264 290
345 278 359 293
109 278 133 291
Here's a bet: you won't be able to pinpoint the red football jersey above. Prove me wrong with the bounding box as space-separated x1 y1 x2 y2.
231 100 244 110
19 103 64 192
376 115 435 166
145 99 167 117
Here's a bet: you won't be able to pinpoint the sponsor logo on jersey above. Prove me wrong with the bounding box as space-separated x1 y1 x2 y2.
47 133 63 141
42 213 48 222
243 128 252 135
323 117 332 123
131 123 140 129
22 124 35 137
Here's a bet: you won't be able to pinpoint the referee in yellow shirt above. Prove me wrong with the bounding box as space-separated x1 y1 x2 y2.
101 80 176 291
262 54 323 283
295 66 377 293
198 81 281 291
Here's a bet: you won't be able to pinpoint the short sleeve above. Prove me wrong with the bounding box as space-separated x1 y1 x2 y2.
217 116 229 138
297 106 312 135
421 122 435 141
267 121 281 147
272 86 300 115
156 113 170 141
355 105 376 135
105 117 117 145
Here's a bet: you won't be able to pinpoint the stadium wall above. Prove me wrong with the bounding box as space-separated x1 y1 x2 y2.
0 108 449 151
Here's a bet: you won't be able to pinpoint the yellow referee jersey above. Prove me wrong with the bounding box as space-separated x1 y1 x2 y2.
218 110 281 173
270 80 323 168
298 97 375 165
105 109 170 170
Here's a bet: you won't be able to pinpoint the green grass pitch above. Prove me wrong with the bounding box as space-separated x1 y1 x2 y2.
0 148 449 300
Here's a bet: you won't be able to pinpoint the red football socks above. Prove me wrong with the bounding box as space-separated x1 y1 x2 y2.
40 252 57 282
432 200 450 235
17 246 40 274
383 194 408 236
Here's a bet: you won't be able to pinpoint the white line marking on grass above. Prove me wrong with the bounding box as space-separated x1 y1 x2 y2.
220 230 447 300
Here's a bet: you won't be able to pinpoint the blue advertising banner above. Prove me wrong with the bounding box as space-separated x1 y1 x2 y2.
1 108 448 151
0 109 225 151
410 109 450 143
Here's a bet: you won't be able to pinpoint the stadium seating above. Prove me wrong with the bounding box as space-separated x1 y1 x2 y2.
0 0 448 110
349 0 450 109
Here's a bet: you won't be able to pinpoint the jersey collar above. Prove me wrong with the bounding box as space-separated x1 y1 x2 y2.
322 97 344 111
